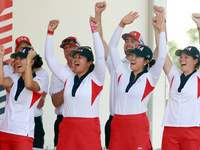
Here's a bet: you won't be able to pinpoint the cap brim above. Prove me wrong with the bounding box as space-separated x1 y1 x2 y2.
10 53 17 58
127 49 144 58
60 43 65 48
122 33 142 44
60 43 79 48
175 50 183 56
69 50 78 57
10 53 27 59
122 34 132 40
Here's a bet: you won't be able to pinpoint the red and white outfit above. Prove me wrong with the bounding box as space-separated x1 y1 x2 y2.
0 72 44 150
108 25 167 150
106 55 131 117
2 65 49 117
45 32 105 150
162 65 200 150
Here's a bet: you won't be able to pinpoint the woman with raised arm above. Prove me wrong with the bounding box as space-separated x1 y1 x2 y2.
153 6 200 150
0 46 44 150
108 11 167 150
45 17 105 150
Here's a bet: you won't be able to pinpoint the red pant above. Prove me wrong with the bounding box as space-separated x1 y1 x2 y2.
0 131 33 150
162 126 200 150
109 113 152 150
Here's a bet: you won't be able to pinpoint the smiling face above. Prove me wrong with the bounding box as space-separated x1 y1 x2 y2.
72 53 92 78
129 53 149 75
14 56 27 74
179 52 198 76
124 36 140 56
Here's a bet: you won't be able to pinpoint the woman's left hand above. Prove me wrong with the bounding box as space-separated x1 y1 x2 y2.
27 49 36 62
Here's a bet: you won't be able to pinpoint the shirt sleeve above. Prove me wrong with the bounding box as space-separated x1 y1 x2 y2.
34 76 44 94
9 73 20 83
45 35 73 83
108 25 124 77
149 32 167 86
49 74 64 96
36 69 49 93
167 64 180 84
3 65 13 77
92 32 106 84
105 54 114 75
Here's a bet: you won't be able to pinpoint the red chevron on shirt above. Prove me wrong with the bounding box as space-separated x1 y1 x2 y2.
30 91 43 108
91 80 103 106
197 76 200 99
141 78 155 102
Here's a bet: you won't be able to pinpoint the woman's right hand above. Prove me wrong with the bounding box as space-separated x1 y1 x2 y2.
119 11 139 28
152 6 165 33
48 20 59 32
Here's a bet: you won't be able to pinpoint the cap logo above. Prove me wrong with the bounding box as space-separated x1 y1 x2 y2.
185 46 192 51
130 32 137 37
77 49 83 52
136 45 144 51
196 54 199 58
147 55 150 58
19 48 26 53
18 37 28 42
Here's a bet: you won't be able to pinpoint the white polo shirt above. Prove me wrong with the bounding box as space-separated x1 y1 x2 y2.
34 69 49 117
105 55 130 116
0 73 44 138
45 32 105 118
49 65 69 115
3 65 49 117
109 25 167 115
162 64 200 127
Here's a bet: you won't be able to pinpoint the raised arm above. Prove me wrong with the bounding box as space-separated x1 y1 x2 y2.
153 5 172 75
0 45 13 87
90 16 105 80
24 49 41 91
151 11 167 80
45 20 68 83
109 11 139 71
95 1 109 60
192 13 200 45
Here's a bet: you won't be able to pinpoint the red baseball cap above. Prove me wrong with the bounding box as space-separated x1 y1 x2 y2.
15 36 31 48
122 31 144 44
60 36 81 48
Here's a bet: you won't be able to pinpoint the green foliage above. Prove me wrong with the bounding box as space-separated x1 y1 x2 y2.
167 40 181 69
186 28 198 46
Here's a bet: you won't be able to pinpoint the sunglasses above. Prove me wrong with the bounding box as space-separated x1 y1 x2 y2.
78 46 93 53
63 39 79 45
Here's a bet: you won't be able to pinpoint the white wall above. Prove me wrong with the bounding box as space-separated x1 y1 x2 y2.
11 0 166 149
